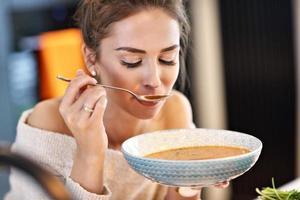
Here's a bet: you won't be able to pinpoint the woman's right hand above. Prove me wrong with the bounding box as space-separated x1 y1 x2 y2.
59 69 108 158
59 69 108 194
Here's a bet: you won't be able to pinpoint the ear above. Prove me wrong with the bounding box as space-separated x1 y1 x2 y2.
82 44 97 76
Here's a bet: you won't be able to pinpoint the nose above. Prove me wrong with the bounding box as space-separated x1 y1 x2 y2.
142 61 162 89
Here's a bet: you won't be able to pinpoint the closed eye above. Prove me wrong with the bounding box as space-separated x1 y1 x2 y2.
121 60 142 68
159 59 176 66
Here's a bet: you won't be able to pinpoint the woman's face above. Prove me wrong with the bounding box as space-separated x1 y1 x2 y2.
95 9 180 119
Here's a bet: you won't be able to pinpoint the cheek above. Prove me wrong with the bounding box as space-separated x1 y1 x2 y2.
98 60 127 85
97 61 133 101
107 70 128 85
162 66 180 87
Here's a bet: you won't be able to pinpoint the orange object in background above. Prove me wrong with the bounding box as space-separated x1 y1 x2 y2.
39 28 85 99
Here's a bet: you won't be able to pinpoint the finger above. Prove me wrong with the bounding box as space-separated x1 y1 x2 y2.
76 69 84 76
214 181 230 188
90 95 107 122
177 187 201 197
190 186 203 190
79 89 106 119
75 70 89 100
71 85 106 112
61 72 97 108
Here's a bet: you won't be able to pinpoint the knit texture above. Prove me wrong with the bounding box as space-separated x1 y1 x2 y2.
4 109 167 200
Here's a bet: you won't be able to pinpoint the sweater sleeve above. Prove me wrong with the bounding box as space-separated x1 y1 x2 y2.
4 110 112 200
65 177 111 200
5 169 112 200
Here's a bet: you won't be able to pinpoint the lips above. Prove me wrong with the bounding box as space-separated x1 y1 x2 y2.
137 99 160 107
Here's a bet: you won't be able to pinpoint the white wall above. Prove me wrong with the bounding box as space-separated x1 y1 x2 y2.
191 0 229 199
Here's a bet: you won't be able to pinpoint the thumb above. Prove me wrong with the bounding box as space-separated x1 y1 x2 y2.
214 180 230 188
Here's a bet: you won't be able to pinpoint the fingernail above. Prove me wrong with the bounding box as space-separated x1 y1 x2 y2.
91 70 96 76
76 69 83 75
177 187 200 197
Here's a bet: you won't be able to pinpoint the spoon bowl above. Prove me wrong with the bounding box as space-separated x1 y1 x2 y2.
56 75 170 102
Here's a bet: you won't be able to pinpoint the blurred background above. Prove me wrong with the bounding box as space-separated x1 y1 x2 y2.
0 0 298 199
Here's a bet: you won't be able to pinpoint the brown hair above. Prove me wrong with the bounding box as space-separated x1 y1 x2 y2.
74 0 190 91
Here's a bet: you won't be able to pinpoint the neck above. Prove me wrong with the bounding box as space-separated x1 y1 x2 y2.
103 102 150 150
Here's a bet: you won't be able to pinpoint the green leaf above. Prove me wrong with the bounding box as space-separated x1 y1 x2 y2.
256 178 300 200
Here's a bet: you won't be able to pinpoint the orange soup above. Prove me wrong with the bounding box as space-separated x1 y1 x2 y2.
145 146 250 160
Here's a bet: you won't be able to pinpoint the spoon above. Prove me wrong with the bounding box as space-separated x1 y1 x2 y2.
56 75 170 102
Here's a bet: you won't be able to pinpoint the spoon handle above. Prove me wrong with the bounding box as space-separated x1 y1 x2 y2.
56 75 136 96
56 75 169 102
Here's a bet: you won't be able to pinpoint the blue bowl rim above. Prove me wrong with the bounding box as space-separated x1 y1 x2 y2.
121 128 263 164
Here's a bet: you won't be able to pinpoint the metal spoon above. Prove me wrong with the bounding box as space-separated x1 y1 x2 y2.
56 75 170 102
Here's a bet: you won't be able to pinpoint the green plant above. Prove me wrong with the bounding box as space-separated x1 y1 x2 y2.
256 178 300 200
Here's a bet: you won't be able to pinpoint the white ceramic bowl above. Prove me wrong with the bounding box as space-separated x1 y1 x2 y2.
121 128 262 187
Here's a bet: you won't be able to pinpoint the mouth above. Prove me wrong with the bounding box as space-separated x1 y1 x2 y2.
137 99 161 107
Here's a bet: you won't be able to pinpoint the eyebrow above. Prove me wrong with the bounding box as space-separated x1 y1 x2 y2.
114 44 179 54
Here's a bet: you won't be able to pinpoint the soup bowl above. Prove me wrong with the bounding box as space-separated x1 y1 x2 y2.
121 128 262 187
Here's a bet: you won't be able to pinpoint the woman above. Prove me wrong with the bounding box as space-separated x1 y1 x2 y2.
5 0 227 199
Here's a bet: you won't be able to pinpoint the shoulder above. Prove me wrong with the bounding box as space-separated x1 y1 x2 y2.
164 90 193 114
26 98 71 135
159 90 195 129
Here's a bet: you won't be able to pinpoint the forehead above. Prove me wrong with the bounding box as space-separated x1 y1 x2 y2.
103 9 180 51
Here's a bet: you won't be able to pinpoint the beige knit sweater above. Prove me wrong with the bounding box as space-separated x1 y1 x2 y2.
4 110 168 200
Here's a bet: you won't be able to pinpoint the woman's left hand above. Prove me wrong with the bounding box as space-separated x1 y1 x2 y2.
178 181 230 197
166 181 230 200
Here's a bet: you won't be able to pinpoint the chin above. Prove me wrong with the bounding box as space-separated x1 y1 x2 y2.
117 97 165 119
130 108 161 120
126 102 163 119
